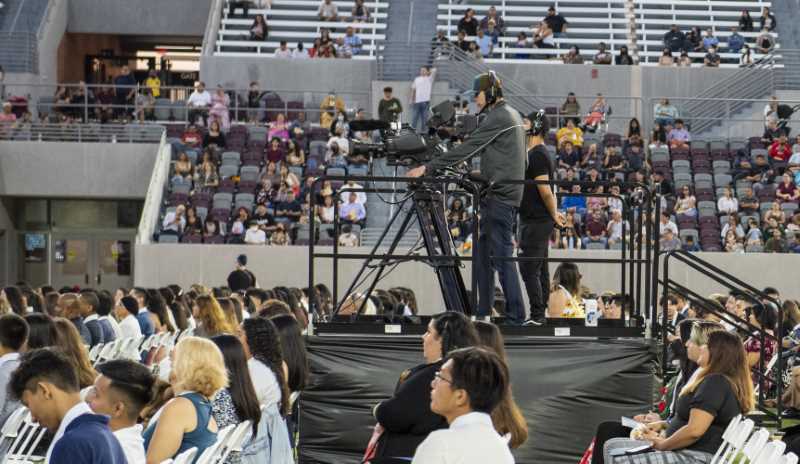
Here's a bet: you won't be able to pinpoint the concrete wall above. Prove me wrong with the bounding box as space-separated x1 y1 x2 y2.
200 57 377 108
0 142 158 198
67 0 211 36
133 245 800 314
39 0 68 86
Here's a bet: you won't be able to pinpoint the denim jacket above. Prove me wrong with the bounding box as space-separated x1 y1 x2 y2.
240 403 293 464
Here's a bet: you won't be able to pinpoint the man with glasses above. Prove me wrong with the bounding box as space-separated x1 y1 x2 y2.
187 81 212 127
412 347 514 463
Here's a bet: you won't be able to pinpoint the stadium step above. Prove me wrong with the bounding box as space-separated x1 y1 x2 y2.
379 0 439 80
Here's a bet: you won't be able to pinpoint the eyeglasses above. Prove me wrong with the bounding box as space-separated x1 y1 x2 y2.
434 371 453 385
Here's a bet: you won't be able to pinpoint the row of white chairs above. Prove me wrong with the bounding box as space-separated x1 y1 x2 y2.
161 420 253 464
88 328 194 367
711 415 797 464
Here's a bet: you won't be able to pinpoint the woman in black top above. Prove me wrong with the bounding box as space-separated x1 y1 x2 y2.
739 10 753 31
203 120 226 149
604 330 753 463
457 8 478 36
369 312 479 460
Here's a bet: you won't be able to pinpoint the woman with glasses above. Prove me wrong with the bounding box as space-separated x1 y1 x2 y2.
366 312 479 461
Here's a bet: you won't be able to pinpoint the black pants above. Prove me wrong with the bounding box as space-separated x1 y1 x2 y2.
518 218 554 320
229 1 251 16
592 421 633 464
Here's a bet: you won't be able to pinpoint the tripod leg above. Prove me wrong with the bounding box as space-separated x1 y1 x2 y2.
334 197 409 316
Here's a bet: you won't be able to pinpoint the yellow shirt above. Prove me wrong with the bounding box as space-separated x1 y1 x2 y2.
556 126 584 148
145 77 161 98
557 286 586 318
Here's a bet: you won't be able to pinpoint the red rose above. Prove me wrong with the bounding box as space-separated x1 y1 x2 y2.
660 386 667 395
657 401 666 413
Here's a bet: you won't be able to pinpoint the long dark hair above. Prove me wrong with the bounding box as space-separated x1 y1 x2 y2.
242 318 290 416
269 314 309 392
552 262 581 295
146 290 175 333
211 335 261 436
24 313 58 349
431 312 479 357
673 319 699 383
4 287 26 315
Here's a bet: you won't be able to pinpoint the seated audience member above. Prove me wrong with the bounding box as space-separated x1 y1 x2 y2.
318 0 338 21
543 6 568 36
9 349 126 463
0 314 27 425
556 119 584 149
739 187 760 213
703 46 721 67
209 335 264 460
240 317 290 412
60 293 91 346
777 173 800 203
678 51 692 67
606 210 627 247
593 42 613 65
338 224 359 247
244 220 267 245
351 0 370 21
728 26 745 53
532 21 554 49
702 29 719 50
557 141 581 175
584 210 608 248
660 229 682 252
757 28 774 53
560 93 581 126
603 146 626 176
193 294 235 338
603 331 752 463
480 6 505 34
371 312 479 460
667 119 690 149
274 41 292 58
560 227 582 249
344 27 363 56
663 24 685 53
674 186 697 218
744 303 777 385
87 360 155 464
53 318 97 389
616 46 634 65
717 187 738 215
654 99 678 127
658 48 674 66
583 94 609 130
770 133 792 162
162 204 186 236
270 223 291 245
764 228 786 252
115 296 142 339
275 191 302 223
249 14 268 41
458 8 478 35
340 192 366 226
143 337 227 463
683 235 701 252
187 82 212 127
562 46 584 64
411 347 514 464
203 120 227 149
79 291 106 347
547 262 585 318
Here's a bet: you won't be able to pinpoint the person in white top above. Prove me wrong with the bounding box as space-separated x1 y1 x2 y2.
412 347 514 464
339 180 367 205
292 42 310 59
115 296 143 339
187 81 212 126
86 360 155 464
244 221 267 245
717 187 739 215
410 66 437 132
241 318 288 409
274 40 292 58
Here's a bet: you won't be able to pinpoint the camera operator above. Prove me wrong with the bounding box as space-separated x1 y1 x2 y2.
407 72 526 324
519 110 566 326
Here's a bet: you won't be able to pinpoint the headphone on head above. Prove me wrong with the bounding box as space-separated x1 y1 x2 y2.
527 109 548 137
486 70 500 103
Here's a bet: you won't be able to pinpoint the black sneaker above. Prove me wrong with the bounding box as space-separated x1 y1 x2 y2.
524 317 545 326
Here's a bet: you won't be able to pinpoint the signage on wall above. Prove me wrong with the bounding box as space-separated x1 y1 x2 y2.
54 240 66 263
24 234 46 263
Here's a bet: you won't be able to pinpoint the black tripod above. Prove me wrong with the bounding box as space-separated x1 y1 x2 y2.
334 181 473 316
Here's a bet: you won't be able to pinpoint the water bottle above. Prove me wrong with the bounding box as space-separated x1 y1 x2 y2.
584 299 598 327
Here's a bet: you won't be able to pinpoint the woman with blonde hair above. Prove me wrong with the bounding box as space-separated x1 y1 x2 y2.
143 336 228 463
474 321 528 449
604 330 752 463
193 294 235 338
52 317 97 388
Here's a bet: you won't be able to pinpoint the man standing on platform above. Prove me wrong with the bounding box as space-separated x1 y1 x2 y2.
407 71 527 324
518 110 565 326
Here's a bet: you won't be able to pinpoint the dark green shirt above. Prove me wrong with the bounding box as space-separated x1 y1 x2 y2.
378 98 403 123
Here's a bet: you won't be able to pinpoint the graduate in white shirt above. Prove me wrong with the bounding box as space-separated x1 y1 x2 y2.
86 359 155 464
412 347 514 464
115 296 143 339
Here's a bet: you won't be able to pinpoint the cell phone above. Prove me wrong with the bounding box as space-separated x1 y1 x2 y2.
625 445 653 455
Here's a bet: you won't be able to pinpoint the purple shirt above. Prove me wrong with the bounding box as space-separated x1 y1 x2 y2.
340 201 366 221
668 128 691 143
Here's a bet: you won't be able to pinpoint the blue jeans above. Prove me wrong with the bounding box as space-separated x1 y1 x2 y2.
411 101 430 133
475 199 526 324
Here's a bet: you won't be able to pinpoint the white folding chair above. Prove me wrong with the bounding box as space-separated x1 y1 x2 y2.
88 343 104 362
714 418 754 464
166 446 198 464
740 428 771 463
754 440 787 464
710 414 742 463
5 410 47 463
219 420 253 461
784 452 799 464
753 351 779 397
195 424 236 464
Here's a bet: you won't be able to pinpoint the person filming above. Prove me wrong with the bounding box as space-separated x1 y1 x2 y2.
518 110 565 326
407 72 526 325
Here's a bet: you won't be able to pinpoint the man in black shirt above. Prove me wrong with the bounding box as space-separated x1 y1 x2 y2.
544 6 568 36
663 24 686 53
456 31 471 52
519 110 565 325
227 254 256 292
378 87 403 124
457 8 478 36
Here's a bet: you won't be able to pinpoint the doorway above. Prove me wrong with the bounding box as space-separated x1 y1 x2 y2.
48 231 133 291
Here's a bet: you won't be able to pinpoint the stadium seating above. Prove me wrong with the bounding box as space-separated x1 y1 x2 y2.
214 0 389 58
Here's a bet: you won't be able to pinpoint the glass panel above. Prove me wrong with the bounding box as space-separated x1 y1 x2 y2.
61 240 88 275
98 240 131 276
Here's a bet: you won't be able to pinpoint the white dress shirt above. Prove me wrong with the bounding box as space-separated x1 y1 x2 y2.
187 90 212 108
412 412 514 464
244 227 267 245
46 401 94 462
119 314 142 339
114 424 145 464
101 315 122 339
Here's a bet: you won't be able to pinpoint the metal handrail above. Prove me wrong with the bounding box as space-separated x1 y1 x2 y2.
202 0 225 57
137 131 172 245
0 122 165 143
